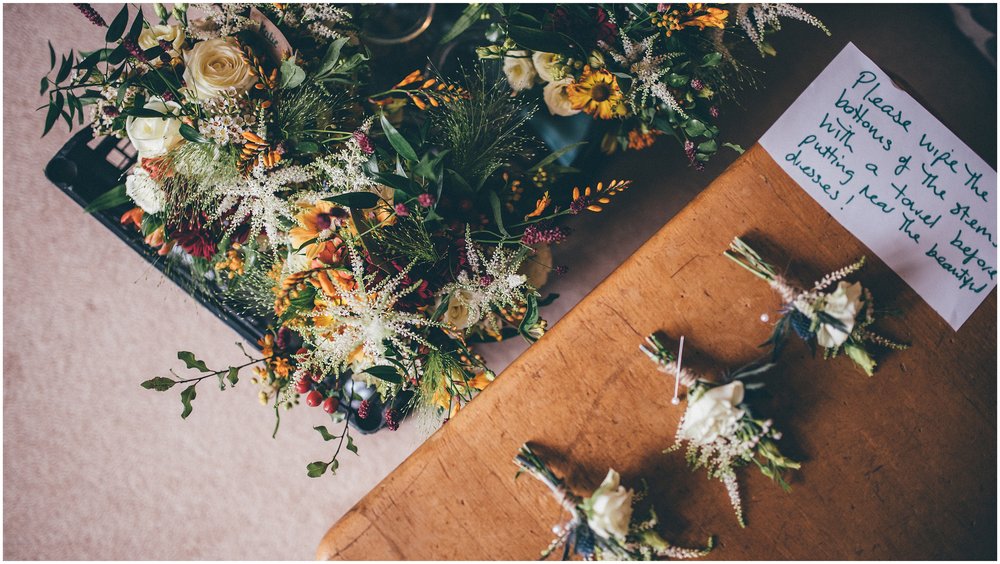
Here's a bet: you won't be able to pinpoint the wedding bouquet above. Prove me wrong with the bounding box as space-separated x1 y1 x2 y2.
725 237 908 375
514 444 714 560
42 3 630 475
465 3 828 164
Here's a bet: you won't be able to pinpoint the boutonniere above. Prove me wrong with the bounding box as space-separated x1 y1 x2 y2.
725 237 908 375
642 335 799 527
514 444 713 561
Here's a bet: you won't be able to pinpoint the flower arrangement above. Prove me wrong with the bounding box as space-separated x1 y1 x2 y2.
514 444 714 560
43 3 632 475
725 237 909 375
641 334 798 527
464 3 828 164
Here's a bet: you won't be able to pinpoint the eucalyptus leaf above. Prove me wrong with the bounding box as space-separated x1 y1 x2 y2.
279 58 306 89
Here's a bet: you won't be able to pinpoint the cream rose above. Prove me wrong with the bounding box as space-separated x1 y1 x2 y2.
125 167 166 215
585 469 634 540
542 78 581 117
679 381 745 445
532 51 562 83
138 24 185 57
815 281 863 348
182 38 256 100
125 99 183 159
442 289 477 330
502 50 537 92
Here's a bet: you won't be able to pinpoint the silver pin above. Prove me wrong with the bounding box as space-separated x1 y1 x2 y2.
760 313 770 323
671 336 685 405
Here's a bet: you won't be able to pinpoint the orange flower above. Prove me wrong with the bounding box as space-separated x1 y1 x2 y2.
120 207 143 229
652 4 728 37
525 191 551 219
627 129 661 151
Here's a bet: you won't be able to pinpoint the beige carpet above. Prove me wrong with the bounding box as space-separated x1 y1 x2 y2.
4 4 993 560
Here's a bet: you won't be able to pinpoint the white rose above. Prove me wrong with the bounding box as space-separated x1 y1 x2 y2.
502 50 537 92
815 281 863 348
532 51 562 83
442 289 477 330
679 381 745 445
138 24 185 57
182 38 256 100
125 99 183 159
125 167 166 214
542 78 581 117
586 469 634 540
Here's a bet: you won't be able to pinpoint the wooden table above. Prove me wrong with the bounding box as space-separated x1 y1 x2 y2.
317 145 996 560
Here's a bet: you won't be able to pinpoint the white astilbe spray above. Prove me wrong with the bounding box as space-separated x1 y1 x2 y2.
301 4 352 40
302 244 435 375
214 123 377 243
735 4 830 54
601 21 687 119
439 229 531 331
188 3 256 40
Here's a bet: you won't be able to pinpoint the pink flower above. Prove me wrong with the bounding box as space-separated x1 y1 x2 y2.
353 131 374 155
418 193 435 207
394 203 409 217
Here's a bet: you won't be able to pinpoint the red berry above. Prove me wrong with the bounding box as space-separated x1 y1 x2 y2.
295 378 311 394
322 397 339 414
357 399 371 420
305 390 323 407
385 408 400 431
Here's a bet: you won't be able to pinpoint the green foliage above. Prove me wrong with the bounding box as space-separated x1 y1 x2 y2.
141 377 176 391
82 184 129 214
429 64 537 192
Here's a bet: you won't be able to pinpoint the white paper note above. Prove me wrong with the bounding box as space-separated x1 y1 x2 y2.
760 42 997 330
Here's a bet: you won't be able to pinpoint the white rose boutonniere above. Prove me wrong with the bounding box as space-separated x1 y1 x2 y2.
125 99 183 159
542 78 582 117
679 380 745 445
584 469 634 540
502 50 537 92
814 281 863 348
182 38 257 100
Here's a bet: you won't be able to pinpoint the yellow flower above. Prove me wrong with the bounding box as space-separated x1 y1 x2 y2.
566 67 628 120
288 201 348 260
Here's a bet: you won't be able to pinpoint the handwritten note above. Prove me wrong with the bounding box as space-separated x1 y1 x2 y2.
760 43 997 330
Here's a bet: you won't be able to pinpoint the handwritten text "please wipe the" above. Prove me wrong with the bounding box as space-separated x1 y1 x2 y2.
761 43 996 330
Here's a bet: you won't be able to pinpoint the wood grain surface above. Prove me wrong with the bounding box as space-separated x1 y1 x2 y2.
317 145 997 560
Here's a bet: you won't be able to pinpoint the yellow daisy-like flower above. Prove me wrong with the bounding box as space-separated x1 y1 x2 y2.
288 200 348 260
566 67 628 120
